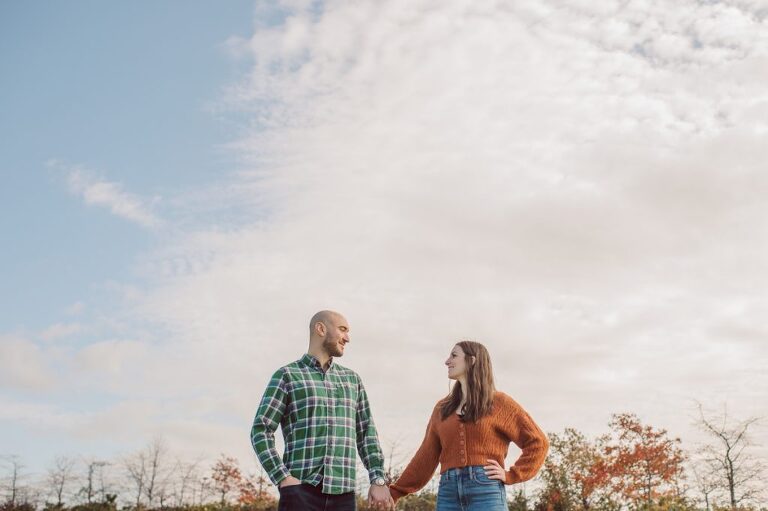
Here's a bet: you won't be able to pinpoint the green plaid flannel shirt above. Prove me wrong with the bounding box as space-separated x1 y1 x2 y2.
250 353 386 495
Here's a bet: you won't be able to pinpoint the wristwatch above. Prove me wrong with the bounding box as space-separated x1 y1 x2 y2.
372 477 387 486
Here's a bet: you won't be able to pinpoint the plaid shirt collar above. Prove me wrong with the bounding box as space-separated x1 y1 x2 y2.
299 352 335 372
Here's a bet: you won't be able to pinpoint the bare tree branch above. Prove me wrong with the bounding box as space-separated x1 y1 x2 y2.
1 455 29 506
46 456 77 506
695 402 765 507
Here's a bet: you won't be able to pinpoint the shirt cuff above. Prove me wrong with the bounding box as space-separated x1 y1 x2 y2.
368 467 386 484
270 467 293 486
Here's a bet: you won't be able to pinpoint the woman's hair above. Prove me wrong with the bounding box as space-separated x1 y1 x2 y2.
439 340 496 422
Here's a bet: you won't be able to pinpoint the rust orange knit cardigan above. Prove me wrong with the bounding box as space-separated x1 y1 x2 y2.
389 391 549 502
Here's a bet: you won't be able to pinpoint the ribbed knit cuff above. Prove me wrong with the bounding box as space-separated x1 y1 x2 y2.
389 486 406 503
504 468 520 485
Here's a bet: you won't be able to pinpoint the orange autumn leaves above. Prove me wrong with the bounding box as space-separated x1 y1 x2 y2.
210 456 274 506
538 413 686 511
605 413 686 506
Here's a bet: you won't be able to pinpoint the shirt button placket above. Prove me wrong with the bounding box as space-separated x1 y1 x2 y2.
327 377 335 439
459 423 467 464
324 377 336 484
324 375 333 469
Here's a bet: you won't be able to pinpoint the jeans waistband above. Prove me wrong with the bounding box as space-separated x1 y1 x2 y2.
441 465 487 481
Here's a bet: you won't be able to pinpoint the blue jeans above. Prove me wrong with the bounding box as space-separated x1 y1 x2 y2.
436 465 507 511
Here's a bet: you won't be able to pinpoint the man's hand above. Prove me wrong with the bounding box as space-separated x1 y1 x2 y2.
278 475 302 488
368 484 394 510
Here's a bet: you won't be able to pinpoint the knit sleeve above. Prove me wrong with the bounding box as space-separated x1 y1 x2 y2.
497 394 549 485
389 406 442 503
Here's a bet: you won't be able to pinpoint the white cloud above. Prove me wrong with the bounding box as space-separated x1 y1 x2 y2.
122 0 768 464
0 391 252 473
0 336 55 391
13 0 768 476
75 339 149 377
39 322 82 341
48 161 163 229
64 301 86 316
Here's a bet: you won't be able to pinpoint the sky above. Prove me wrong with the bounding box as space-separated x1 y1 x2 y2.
2 0 768 497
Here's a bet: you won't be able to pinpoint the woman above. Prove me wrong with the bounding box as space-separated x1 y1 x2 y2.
389 341 549 510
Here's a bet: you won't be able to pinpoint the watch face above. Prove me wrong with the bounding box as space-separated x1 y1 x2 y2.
374 477 385 485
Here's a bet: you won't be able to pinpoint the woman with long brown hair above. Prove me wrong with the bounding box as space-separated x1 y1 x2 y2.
388 341 549 510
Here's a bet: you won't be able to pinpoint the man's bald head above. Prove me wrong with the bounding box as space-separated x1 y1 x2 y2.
309 310 344 336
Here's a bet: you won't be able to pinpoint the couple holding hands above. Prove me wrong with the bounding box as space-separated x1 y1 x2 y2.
250 310 549 511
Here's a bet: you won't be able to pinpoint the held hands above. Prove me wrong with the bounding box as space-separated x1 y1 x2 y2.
483 459 507 482
279 475 394 509
368 484 395 510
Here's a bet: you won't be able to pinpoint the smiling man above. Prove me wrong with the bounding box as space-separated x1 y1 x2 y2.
250 310 393 511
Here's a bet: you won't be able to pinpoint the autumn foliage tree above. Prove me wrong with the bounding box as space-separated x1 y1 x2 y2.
209 455 274 507
604 413 687 510
210 455 242 505
236 470 272 505
535 428 617 511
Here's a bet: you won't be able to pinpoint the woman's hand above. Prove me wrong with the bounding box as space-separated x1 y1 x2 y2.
483 459 506 482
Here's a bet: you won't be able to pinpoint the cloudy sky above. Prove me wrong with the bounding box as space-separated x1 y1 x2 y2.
2 0 768 486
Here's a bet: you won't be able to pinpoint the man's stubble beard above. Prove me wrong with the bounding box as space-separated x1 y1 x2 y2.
322 334 344 357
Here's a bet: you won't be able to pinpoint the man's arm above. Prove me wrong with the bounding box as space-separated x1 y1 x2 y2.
354 378 386 482
355 377 392 509
250 369 292 486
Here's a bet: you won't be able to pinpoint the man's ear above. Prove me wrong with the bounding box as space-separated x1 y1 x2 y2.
315 321 326 337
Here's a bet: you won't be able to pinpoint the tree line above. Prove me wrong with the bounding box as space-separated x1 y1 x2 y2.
1 405 764 511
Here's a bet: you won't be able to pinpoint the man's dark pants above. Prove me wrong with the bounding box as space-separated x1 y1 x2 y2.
277 483 356 511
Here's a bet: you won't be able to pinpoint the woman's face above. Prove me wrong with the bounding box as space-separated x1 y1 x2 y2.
445 344 468 380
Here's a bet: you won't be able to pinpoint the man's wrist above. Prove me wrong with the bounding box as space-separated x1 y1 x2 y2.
275 471 293 487
369 469 388 486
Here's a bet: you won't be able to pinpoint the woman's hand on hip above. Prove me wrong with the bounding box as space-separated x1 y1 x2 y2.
483 459 506 482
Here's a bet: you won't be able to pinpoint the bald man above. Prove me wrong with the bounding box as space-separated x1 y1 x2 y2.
251 311 394 511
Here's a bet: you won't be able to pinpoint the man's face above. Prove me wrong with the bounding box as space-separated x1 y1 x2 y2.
322 314 350 357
